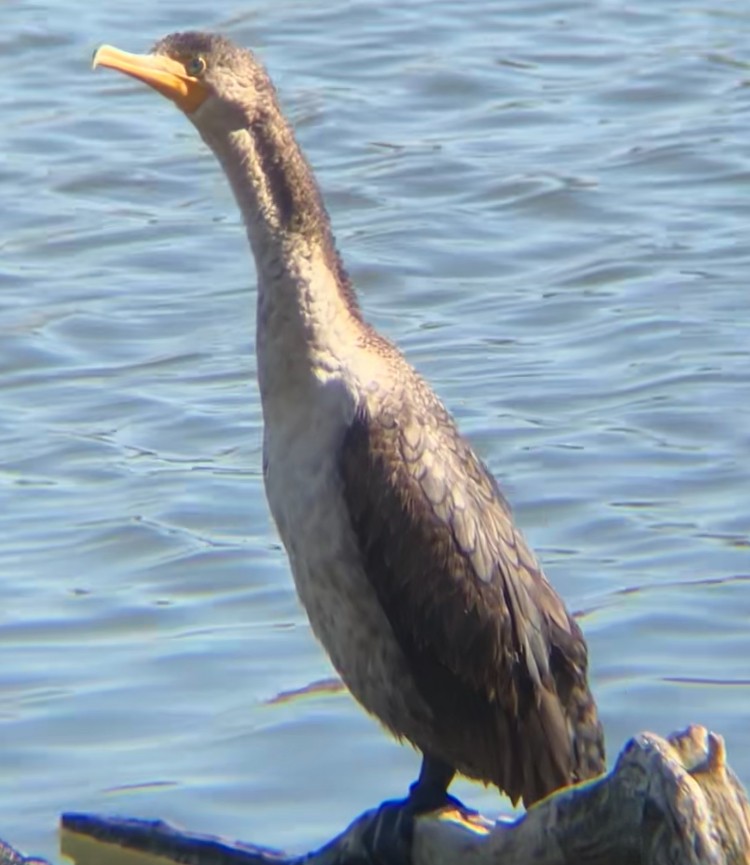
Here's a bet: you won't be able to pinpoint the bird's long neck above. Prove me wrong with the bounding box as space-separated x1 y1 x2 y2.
197 101 364 405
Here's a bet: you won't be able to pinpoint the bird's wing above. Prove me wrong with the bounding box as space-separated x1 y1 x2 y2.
339 390 602 803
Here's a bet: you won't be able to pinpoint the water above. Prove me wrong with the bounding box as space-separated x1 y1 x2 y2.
2 0 749 860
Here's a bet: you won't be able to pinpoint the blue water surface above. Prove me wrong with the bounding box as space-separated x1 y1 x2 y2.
1 0 748 860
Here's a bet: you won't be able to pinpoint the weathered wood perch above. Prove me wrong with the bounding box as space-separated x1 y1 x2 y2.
3 725 749 865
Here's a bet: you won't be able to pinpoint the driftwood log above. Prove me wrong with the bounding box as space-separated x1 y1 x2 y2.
3 725 749 865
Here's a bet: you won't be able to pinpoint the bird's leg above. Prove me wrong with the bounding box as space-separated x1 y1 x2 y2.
408 754 459 812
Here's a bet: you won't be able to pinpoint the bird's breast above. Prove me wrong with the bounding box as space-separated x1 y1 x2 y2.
261 371 434 742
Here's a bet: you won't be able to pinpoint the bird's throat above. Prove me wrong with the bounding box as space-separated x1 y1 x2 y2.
199 104 364 397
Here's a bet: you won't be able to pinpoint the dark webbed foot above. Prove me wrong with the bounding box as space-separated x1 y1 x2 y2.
361 756 472 865
361 798 415 865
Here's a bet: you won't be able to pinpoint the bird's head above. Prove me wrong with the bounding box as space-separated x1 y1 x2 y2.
93 32 274 125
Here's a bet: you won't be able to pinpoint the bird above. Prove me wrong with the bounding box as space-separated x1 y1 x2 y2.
93 32 605 812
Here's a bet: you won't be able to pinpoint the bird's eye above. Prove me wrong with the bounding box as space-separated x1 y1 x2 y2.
186 56 206 77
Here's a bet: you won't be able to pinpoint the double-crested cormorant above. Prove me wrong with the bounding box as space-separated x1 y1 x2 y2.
93 33 605 810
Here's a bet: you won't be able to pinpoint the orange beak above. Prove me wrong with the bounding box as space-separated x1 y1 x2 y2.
92 44 209 114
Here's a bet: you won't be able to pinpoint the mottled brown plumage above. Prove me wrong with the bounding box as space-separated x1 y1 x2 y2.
340 346 604 805
94 31 606 810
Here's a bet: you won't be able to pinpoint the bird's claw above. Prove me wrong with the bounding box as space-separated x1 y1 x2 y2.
361 797 414 865
361 788 475 865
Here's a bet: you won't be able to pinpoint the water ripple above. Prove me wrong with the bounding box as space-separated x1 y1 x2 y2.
1 0 748 858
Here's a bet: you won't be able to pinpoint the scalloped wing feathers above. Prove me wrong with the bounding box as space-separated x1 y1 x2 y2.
339 389 604 805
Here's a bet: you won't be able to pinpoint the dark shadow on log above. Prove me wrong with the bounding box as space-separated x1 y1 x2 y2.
3 726 750 865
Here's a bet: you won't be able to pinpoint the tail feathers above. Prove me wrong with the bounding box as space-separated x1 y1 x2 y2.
570 682 606 783
515 682 605 807
517 686 577 805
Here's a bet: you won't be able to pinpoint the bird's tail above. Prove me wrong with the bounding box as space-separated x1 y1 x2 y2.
516 637 606 806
